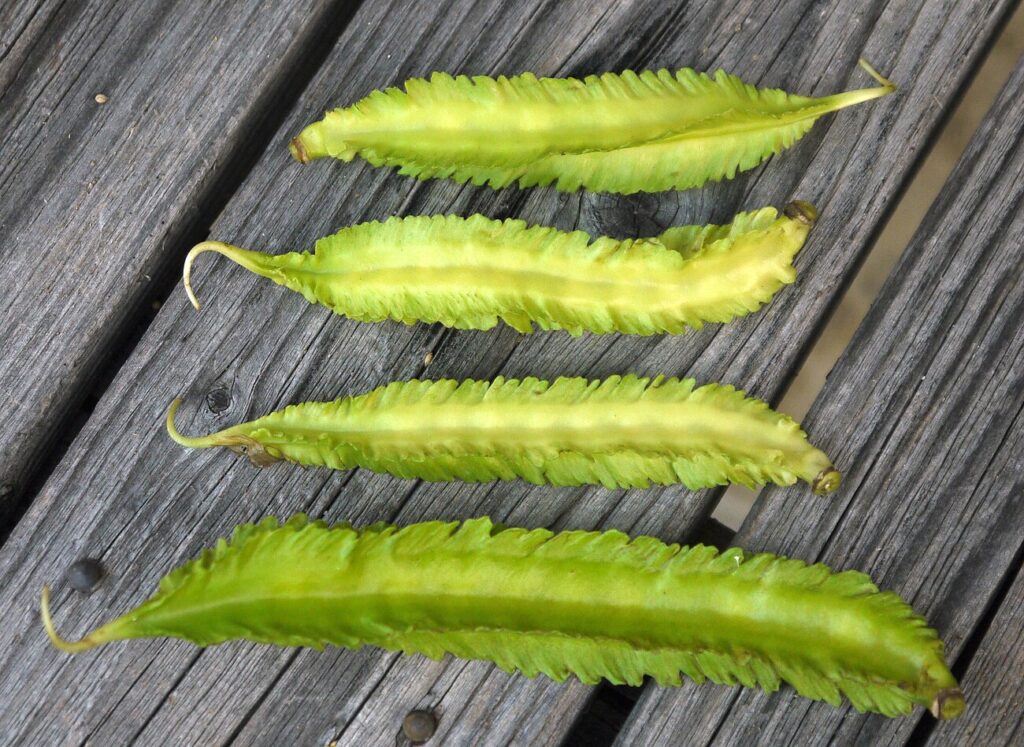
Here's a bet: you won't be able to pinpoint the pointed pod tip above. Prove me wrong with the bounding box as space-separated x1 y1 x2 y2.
289 137 310 164
931 688 965 720
784 200 818 226
40 586 97 654
812 467 841 495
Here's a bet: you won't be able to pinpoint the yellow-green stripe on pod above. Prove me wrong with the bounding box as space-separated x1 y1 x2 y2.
290 60 895 194
183 205 815 336
166 375 841 494
42 516 962 719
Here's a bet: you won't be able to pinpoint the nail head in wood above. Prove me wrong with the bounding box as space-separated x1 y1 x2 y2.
66 558 105 594
402 709 437 743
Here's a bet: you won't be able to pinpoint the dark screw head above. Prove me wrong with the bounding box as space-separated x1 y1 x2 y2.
66 558 105 594
402 710 437 743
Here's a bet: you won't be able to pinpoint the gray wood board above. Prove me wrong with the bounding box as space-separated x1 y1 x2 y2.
0 0 352 520
928 553 1024 746
618 47 1024 747
0 0 1013 744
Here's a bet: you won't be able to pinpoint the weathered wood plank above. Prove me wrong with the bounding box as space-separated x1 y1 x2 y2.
618 48 1024 747
0 0 1013 745
928 553 1024 746
0 1 649 743
0 0 356 522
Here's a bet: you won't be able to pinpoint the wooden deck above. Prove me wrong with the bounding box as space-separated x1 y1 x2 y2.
1 1 1022 744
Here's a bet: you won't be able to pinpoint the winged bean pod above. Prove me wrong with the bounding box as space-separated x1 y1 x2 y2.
42 516 962 719
166 375 841 493
290 60 895 194
183 204 815 335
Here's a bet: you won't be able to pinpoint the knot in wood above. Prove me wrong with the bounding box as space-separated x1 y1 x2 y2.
205 386 232 414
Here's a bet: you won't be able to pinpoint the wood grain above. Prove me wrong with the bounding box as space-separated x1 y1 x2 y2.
619 48 1024 747
0 0 1014 744
0 0 354 521
929 556 1024 746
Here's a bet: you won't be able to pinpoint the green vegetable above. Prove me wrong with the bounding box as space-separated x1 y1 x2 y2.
183 204 815 335
290 60 894 194
42 515 962 719
166 375 840 493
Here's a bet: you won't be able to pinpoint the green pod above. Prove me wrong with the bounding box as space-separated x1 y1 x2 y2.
291 60 894 194
166 375 841 493
183 205 816 335
42 516 963 719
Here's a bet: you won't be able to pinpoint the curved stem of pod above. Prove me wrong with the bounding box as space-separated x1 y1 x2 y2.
166 399 216 448
814 59 896 114
40 586 100 654
858 58 896 90
166 399 281 466
183 241 266 311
